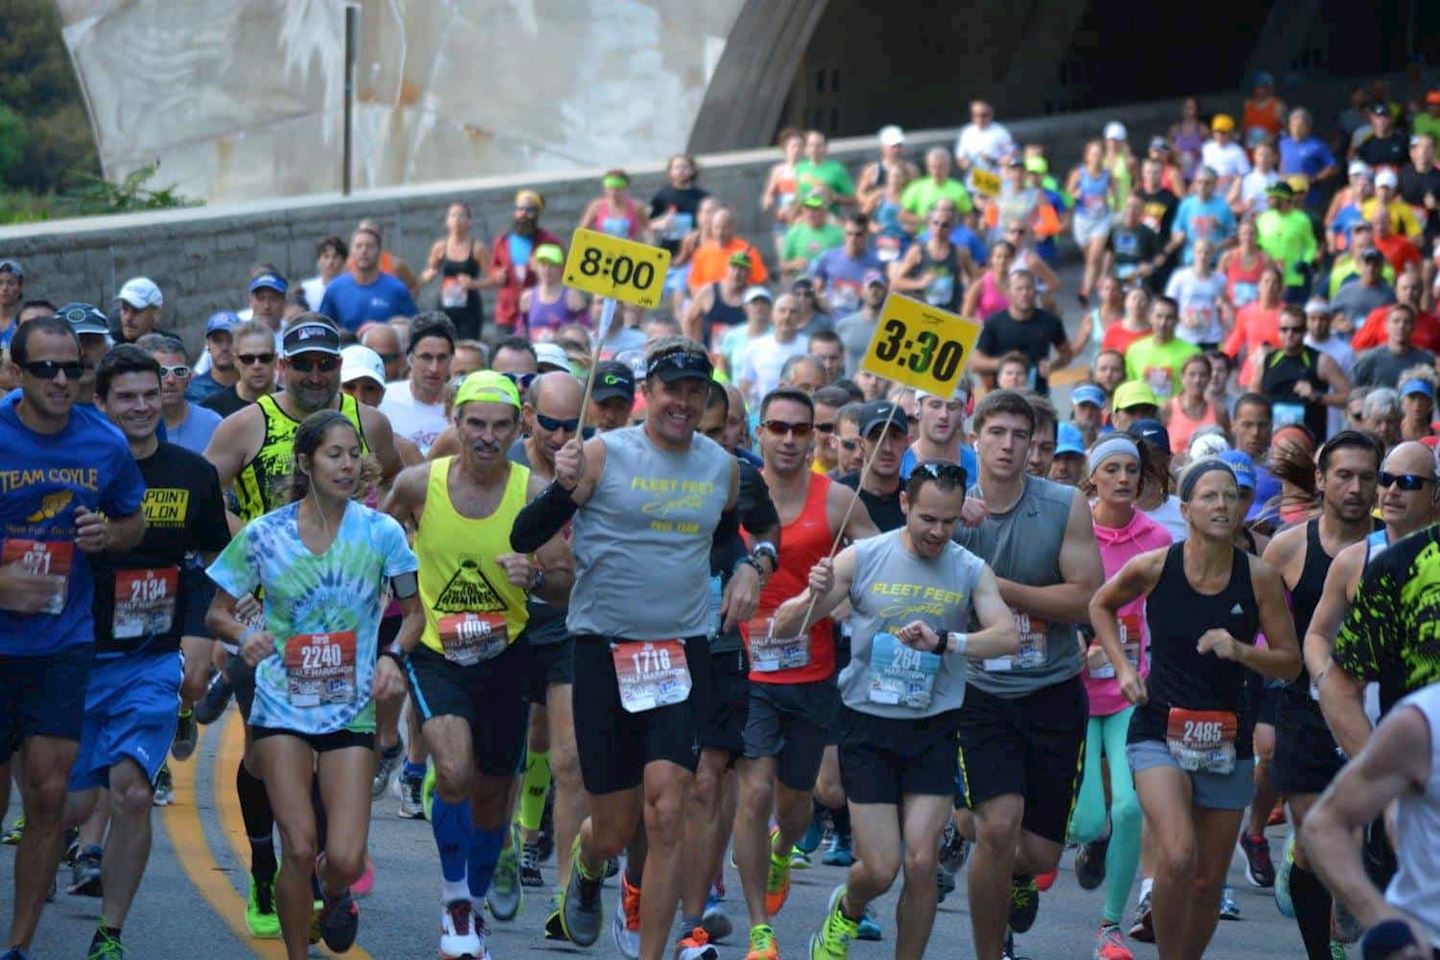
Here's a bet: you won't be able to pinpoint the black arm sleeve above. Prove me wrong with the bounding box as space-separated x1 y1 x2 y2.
510 482 580 554
737 460 780 540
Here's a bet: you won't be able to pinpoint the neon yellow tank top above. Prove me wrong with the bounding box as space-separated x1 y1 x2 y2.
417 456 531 658
234 393 368 523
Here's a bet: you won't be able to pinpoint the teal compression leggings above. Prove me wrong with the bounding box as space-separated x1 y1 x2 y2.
1067 706 1142 925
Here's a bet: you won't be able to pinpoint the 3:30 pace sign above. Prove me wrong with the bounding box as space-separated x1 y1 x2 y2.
563 228 672 309
861 293 981 395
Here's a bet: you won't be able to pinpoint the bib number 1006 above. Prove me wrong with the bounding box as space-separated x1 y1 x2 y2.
872 318 966 379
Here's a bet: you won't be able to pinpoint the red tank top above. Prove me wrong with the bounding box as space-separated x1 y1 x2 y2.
746 472 835 684
1224 252 1268 310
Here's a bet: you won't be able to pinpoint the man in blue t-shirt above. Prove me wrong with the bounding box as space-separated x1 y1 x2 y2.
0 316 147 958
318 226 418 332
1166 166 1237 265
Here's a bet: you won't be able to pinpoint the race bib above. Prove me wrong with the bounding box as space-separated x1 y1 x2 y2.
612 639 691 714
438 613 509 666
876 235 902 263
868 632 940 709
440 276 469 308
1165 708 1238 774
1089 612 1142 679
985 611 1048 672
112 566 179 639
1 538 72 615
1231 281 1258 308
284 630 357 707
1272 401 1306 428
924 273 955 308
1144 366 1174 398
746 616 811 673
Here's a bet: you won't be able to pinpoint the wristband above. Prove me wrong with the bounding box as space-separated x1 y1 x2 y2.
379 648 408 669
946 631 968 655
735 555 764 578
238 627 257 646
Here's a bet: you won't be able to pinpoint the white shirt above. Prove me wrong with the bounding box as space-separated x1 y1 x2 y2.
1144 496 1188 542
955 123 1015 173
379 380 449 456
737 334 810 408
302 276 331 312
1237 169 1280 214
1201 140 1252 183
1165 268 1227 345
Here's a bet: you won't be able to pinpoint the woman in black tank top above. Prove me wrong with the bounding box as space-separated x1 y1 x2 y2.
1089 459 1300 960
421 201 492 340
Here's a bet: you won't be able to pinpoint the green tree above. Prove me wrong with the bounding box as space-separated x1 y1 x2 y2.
0 0 99 193
0 102 29 184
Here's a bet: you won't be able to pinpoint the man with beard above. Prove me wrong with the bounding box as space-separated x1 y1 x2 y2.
490 189 565 335
319 227 418 333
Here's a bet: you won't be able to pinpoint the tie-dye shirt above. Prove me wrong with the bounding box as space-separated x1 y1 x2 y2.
207 499 417 734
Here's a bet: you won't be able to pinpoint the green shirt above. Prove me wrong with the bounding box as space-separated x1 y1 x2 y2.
795 159 855 204
1256 208 1318 287
1124 335 1200 399
782 221 845 266
900 177 974 217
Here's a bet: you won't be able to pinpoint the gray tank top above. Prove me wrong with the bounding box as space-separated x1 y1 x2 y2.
567 426 733 640
838 529 985 718
953 475 1080 697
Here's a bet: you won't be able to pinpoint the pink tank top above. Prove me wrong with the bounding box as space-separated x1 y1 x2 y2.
1165 396 1219 454
976 271 1009 317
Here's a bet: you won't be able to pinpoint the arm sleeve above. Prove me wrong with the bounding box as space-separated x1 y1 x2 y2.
737 461 780 538
510 482 581 554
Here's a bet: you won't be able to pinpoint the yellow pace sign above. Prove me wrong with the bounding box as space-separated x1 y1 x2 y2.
970 168 1001 197
563 228 672 308
861 293 981 395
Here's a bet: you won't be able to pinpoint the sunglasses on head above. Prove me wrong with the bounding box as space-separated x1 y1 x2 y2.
914 460 968 484
288 355 340 374
238 352 276 366
159 364 191 379
21 359 83 380
1378 471 1435 491
761 419 814 438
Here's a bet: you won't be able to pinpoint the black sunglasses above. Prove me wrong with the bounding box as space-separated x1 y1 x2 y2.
238 352 276 366
1378 471 1436 491
21 359 84 380
839 439 859 451
288 355 340 374
915 460 968 485
503 371 537 391
815 422 836 434
536 412 580 434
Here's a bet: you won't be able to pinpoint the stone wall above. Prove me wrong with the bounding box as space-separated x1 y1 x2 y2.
0 98 1184 354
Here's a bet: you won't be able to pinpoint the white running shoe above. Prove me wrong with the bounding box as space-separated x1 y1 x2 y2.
440 900 486 960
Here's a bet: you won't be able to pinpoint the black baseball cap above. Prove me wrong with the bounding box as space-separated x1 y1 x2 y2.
858 400 908 438
592 360 636 402
645 349 713 383
281 319 341 357
57 302 109 336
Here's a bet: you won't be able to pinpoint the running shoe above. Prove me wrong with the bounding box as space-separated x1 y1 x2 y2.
422 764 437 822
543 889 567 941
1328 942 1349 960
398 773 426 820
69 845 103 897
1 949 32 960
791 848 813 869
606 857 621 878
245 876 282 939
1093 923 1133 960
486 826 523 921
0 815 21 844
1219 885 1241 920
939 818 970 873
821 831 854 867
559 836 604 946
701 895 733 942
1075 836 1109 891
745 923 779 960
1035 867 1059 891
1009 874 1040 933
520 841 545 887
1127 891 1153 943
1274 831 1295 918
152 763 174 806
85 927 124 960
172 708 198 761
439 900 484 960
765 825 794 915
193 671 232 725
318 889 359 952
309 897 324 945
808 884 859 960
856 906 883 942
937 862 957 904
1239 832 1275 888
797 812 825 855
351 854 375 898
371 743 401 800
675 926 718 960
611 872 640 959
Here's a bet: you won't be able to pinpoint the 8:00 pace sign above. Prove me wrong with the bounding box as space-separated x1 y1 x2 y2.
563 228 672 309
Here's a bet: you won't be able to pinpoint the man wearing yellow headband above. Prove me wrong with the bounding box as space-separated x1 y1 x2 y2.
384 369 575 960
490 190 564 334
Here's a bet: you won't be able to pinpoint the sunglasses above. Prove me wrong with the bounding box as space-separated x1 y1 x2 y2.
288 355 340 374
1378 471 1436 491
762 419 814 438
159 364 191 379
1278 326 1305 334
238 352 276 366
815 422 836 434
839 439 859 452
21 359 84 380
502 371 537 391
536 412 580 434
915 460 968 484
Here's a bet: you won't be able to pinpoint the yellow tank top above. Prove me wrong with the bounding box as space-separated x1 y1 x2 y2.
417 456 531 657
234 394 368 523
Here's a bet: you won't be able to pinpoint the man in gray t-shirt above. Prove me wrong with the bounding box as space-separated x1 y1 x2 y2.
1352 304 1434 389
834 272 888 375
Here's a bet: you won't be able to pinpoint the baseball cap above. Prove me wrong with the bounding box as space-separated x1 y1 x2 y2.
281 319 341 357
1189 427 1231 460
1347 160 1373 178
801 194 826 209
1024 155 1048 175
534 342 570 372
1266 181 1295 198
1112 380 1160 411
645 348 713 383
1303 297 1331 315
1376 169 1399 189
1400 379 1435 399
534 243 564 265
743 286 774 304
792 277 816 294
878 124 905 147
116 276 163 309
57 302 110 336
1252 70 1275 89
862 270 887 288
1128 418 1170 453
1211 114 1235 133
1055 422 1085 457
591 360 636 403
249 272 288 295
206 310 239 336
0 259 22 280
1104 121 1127 141
1071 384 1106 408
515 189 544 211
1148 136 1169 152
728 250 753 270
1218 449 1257 490
858 400 908 438
1368 101 1389 116
340 344 386 386
455 370 521 409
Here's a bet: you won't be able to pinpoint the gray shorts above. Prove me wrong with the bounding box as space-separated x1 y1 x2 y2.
1126 739 1255 811
742 680 837 792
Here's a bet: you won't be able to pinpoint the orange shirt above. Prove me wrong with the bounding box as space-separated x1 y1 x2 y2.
1101 323 1150 355
1351 306 1440 353
1242 97 1285 139
1225 302 1283 387
1374 233 1422 275
687 239 769 291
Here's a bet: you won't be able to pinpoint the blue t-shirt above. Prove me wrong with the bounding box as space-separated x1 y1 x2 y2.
1173 195 1236 264
507 235 535 275
900 445 978 486
0 392 148 656
317 273 418 332
185 370 224 404
811 249 883 315
169 403 223 455
1278 136 1336 180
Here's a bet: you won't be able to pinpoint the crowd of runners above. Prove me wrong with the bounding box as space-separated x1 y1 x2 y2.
3 72 1440 960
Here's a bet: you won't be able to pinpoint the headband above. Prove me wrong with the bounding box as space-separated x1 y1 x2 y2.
1087 436 1140 475
1180 459 1236 502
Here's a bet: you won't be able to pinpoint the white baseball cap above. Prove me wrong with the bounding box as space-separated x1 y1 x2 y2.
1376 169 1399 189
116 276 163 309
878 124 906 147
1348 159 1372 178
1104 121 1128 141
340 344 386 386
534 342 570 372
